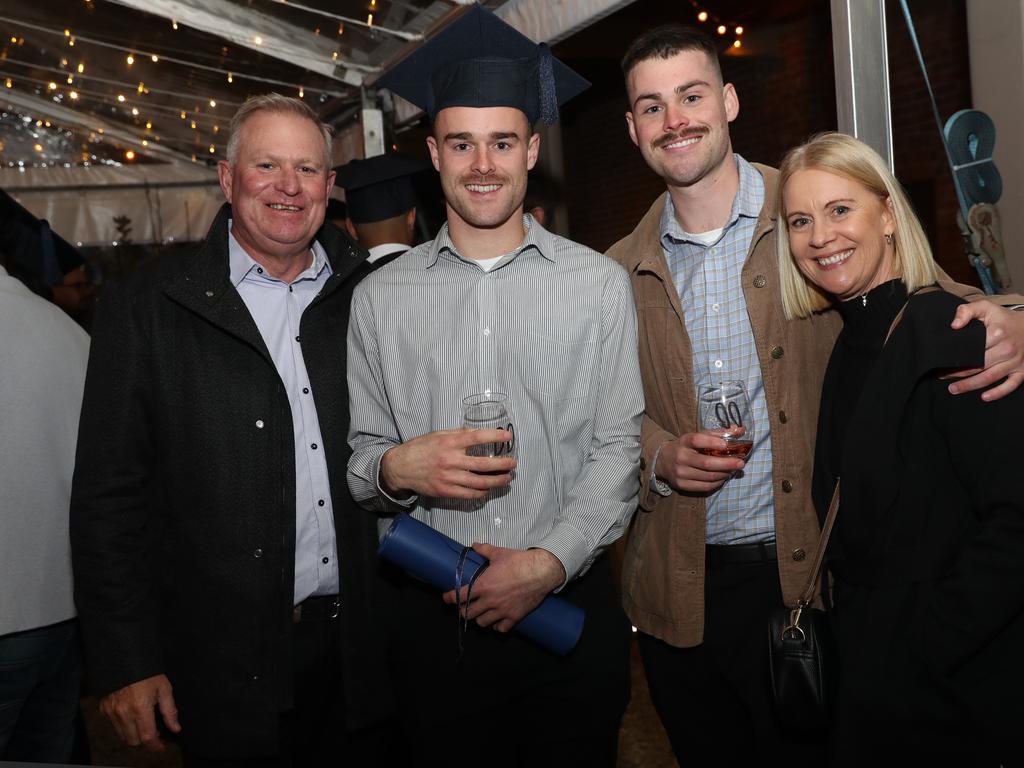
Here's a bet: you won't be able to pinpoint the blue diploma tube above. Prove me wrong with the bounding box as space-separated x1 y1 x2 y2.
378 513 585 655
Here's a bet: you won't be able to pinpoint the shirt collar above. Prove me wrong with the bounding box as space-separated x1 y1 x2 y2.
366 243 410 264
227 221 330 286
425 213 557 269
660 153 764 248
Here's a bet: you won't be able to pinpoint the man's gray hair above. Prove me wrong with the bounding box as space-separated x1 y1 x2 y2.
225 93 333 168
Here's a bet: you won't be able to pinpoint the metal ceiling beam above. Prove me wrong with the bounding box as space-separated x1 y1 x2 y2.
100 0 366 86
1 89 200 166
494 0 640 46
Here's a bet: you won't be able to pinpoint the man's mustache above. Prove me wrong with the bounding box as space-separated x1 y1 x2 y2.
653 128 708 150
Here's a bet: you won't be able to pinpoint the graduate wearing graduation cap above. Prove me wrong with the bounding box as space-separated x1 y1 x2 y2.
346 6 643 764
334 154 426 269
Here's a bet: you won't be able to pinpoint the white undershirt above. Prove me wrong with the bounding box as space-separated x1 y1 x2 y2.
681 226 725 247
473 255 505 271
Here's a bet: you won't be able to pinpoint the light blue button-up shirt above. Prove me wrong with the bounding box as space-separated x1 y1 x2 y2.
660 155 775 544
228 229 339 603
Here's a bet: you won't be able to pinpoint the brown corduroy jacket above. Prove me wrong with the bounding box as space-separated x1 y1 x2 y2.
606 163 992 648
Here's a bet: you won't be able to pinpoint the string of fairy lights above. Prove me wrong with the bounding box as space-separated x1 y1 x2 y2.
0 0 392 168
687 1 747 50
2 1 750 169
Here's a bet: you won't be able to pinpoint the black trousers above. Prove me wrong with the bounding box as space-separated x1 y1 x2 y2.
637 559 826 767
389 556 631 768
183 616 402 768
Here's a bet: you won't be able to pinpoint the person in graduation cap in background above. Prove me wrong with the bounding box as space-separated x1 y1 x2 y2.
334 153 427 270
346 5 644 766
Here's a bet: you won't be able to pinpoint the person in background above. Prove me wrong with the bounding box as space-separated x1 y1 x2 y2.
523 170 561 231
604 23 1024 766
347 7 643 766
0 244 89 763
334 153 427 269
777 132 1024 767
71 93 396 766
325 197 349 232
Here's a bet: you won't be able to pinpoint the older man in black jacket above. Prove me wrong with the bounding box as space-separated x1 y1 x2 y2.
71 94 394 765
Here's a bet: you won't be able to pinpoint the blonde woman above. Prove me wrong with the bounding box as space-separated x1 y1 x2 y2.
776 132 1024 766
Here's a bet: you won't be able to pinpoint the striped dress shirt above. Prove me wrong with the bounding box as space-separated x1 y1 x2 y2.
347 216 643 581
660 155 776 544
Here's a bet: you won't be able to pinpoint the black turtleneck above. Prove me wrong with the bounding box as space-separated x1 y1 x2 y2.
812 278 907 518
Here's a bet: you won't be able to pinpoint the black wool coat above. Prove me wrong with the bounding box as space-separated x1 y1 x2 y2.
816 289 1024 767
70 204 395 756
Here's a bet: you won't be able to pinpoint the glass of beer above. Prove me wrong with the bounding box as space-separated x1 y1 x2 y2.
461 393 515 458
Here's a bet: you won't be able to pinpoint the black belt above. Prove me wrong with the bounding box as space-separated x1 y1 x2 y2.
292 594 340 623
705 541 777 569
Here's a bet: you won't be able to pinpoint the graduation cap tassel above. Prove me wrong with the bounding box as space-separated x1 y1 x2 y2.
537 44 558 124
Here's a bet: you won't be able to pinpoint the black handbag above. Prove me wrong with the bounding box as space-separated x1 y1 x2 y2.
766 289 931 731
767 481 839 732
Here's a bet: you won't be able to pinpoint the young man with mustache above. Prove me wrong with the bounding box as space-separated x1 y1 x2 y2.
346 7 643 765
605 24 1024 765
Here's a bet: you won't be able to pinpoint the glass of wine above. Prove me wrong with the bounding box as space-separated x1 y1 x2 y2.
461 393 515 458
698 381 754 459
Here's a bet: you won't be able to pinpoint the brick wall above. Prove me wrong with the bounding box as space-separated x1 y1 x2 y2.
558 0 978 286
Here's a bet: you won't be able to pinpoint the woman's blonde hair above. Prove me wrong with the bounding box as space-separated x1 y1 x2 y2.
775 132 938 319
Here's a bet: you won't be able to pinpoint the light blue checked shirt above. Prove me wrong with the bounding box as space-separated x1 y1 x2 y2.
660 155 775 544
228 230 340 604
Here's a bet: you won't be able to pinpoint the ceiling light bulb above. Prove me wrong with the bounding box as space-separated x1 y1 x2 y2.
717 25 727 35
697 11 708 22
735 26 744 35
126 54 135 65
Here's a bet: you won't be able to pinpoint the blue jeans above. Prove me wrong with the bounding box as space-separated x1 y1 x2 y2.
0 618 81 762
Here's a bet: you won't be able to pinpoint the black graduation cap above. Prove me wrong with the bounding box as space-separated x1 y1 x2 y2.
334 154 429 224
377 4 589 125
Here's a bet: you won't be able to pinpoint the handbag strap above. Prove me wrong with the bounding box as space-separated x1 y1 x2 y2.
795 284 941 607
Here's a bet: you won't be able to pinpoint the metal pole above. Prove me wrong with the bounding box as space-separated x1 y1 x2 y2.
831 0 894 170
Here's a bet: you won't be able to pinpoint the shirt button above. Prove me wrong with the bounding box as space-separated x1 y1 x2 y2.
779 410 788 424
255 420 264 429
483 326 491 336
295 335 301 343
302 387 309 394
205 290 214 298
311 443 318 450
322 556 329 564
710 247 718 255
781 479 793 493
792 548 807 562
753 275 767 288
253 548 263 558
257 267 263 274
711 303 719 312
318 499 325 507
770 346 784 359
714 360 723 369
